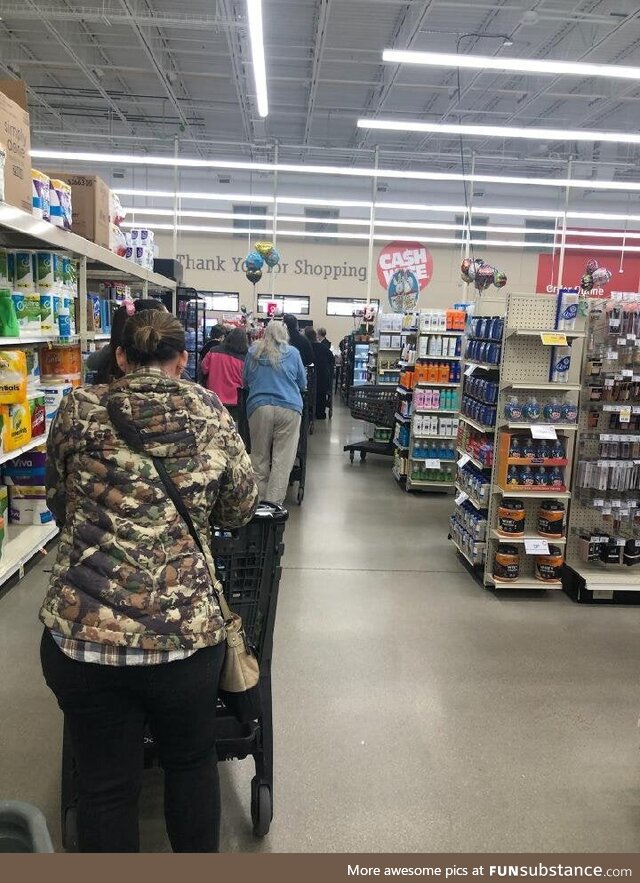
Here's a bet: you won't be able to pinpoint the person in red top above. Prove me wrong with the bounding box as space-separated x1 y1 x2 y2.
200 328 248 420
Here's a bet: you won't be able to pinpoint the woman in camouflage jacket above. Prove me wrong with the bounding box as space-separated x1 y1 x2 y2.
40 309 258 852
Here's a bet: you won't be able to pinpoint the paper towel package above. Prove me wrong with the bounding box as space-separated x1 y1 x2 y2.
8 485 52 525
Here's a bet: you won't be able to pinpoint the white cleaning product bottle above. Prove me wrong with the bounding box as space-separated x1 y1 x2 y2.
550 345 572 383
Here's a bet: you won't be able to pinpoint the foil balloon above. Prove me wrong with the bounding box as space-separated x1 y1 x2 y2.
243 250 264 273
245 268 263 285
254 241 272 257
475 263 495 291
581 273 594 292
263 246 281 268
494 270 508 289
591 267 612 286
585 258 599 274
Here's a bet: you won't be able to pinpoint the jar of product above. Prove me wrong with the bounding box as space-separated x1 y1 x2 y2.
535 545 564 582
537 500 565 538
498 499 525 536
542 399 562 423
493 544 520 582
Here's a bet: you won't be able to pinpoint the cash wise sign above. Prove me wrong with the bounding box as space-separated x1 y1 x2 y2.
377 241 434 291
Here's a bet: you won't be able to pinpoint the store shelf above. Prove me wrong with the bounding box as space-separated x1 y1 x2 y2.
487 575 563 590
564 559 640 593
410 457 457 465
450 536 485 568
396 386 413 395
392 467 407 484
417 381 459 388
465 360 501 372
393 438 409 451
454 484 488 511
0 431 49 466
407 477 454 490
502 422 579 432
500 381 582 392
0 335 79 346
417 355 462 361
0 522 59 589
0 202 176 290
415 408 458 415
499 488 572 500
459 414 495 434
394 413 411 423
456 447 491 472
86 332 111 341
506 327 586 339
419 330 464 337
490 530 566 545
415 434 458 441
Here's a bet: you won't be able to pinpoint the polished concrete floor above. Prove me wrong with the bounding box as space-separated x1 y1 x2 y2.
0 401 639 852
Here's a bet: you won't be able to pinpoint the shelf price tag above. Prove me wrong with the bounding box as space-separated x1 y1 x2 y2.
455 490 469 506
524 538 550 555
531 425 558 440
457 453 471 468
540 332 568 346
464 363 477 376
424 459 441 469
619 405 632 424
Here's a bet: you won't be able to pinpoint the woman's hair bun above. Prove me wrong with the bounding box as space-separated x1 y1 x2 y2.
133 324 160 354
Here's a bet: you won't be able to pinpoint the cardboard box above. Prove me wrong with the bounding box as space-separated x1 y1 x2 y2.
0 80 31 213
44 171 110 248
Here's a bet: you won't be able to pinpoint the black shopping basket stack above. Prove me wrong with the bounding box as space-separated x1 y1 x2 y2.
343 384 397 462
60 503 289 850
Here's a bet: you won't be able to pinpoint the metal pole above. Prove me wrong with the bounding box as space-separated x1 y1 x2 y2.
271 141 278 299
464 151 475 301
172 134 179 261
366 146 379 304
556 157 572 291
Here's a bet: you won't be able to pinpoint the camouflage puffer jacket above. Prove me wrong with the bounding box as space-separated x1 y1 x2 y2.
40 368 258 651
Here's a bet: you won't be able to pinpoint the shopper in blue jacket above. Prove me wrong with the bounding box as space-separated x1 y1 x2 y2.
244 319 307 504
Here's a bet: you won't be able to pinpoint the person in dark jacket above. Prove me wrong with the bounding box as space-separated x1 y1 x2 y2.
200 323 227 363
282 313 314 367
85 298 167 384
40 309 258 853
304 327 334 420
200 328 248 421
317 327 332 350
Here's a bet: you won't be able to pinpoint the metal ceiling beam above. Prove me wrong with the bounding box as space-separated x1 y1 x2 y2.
217 0 257 148
0 25 63 124
0 5 237 29
23 0 129 126
356 0 437 149
303 0 331 144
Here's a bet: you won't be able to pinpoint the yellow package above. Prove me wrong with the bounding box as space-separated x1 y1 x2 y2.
0 351 27 404
1 401 32 452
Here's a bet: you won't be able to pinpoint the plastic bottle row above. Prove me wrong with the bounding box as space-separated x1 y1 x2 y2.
457 464 491 506
504 396 578 424
465 340 502 365
463 376 499 405
414 414 459 437
449 516 486 566
461 396 497 428
418 335 462 358
414 388 459 411
508 436 566 461
412 362 462 384
467 316 504 341
456 426 494 467
419 309 466 332
411 463 455 483
505 465 565 490
412 441 457 461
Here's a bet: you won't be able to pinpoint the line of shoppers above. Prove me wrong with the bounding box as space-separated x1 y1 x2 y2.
304 327 335 420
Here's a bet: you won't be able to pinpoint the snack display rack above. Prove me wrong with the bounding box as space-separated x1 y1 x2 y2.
0 201 176 592
563 297 640 601
452 293 585 589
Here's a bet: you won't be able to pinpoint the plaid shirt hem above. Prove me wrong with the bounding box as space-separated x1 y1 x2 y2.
51 632 197 666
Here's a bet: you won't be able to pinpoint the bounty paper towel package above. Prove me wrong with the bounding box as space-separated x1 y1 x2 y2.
8 485 52 525
1 401 31 452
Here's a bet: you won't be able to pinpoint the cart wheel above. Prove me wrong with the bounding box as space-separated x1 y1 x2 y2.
297 486 304 505
251 783 272 838
360 452 367 461
62 806 79 852
349 451 354 463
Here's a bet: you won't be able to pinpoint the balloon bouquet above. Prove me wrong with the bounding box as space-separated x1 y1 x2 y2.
461 258 507 291
242 241 281 285
580 259 612 293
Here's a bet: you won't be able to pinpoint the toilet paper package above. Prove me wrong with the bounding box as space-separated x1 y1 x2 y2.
8 485 52 525
129 228 154 246
37 382 73 424
14 252 35 291
35 252 55 292
49 179 72 230
32 170 51 221
0 250 8 288
40 295 55 334
11 293 42 336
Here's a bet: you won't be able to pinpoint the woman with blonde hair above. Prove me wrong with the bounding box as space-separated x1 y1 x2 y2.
243 319 307 505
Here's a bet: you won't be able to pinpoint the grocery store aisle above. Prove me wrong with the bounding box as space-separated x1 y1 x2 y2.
0 400 639 852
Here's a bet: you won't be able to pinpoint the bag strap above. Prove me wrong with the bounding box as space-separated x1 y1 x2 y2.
151 456 234 623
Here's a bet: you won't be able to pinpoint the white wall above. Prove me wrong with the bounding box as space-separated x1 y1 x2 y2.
158 233 539 342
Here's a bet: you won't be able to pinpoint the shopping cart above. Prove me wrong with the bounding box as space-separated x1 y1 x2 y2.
288 390 309 505
306 365 316 436
327 365 334 419
343 384 397 462
59 503 289 851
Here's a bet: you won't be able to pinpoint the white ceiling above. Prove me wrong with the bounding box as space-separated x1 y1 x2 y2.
2 0 640 220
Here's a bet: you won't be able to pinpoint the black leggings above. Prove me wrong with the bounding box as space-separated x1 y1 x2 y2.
41 629 225 852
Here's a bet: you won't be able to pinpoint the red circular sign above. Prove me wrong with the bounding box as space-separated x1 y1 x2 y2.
377 240 434 291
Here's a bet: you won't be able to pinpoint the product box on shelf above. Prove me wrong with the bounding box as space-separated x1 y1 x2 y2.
0 400 31 452
38 382 73 424
28 391 46 439
496 430 567 492
2 447 47 485
8 484 52 525
44 172 110 247
0 80 32 213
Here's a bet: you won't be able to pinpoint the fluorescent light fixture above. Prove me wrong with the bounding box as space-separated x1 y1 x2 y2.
247 0 268 117
30 148 640 192
382 49 640 81
276 196 373 208
358 118 640 145
115 188 274 203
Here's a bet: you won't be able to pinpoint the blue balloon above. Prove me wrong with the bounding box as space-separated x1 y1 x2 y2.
243 250 264 272
263 247 281 268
